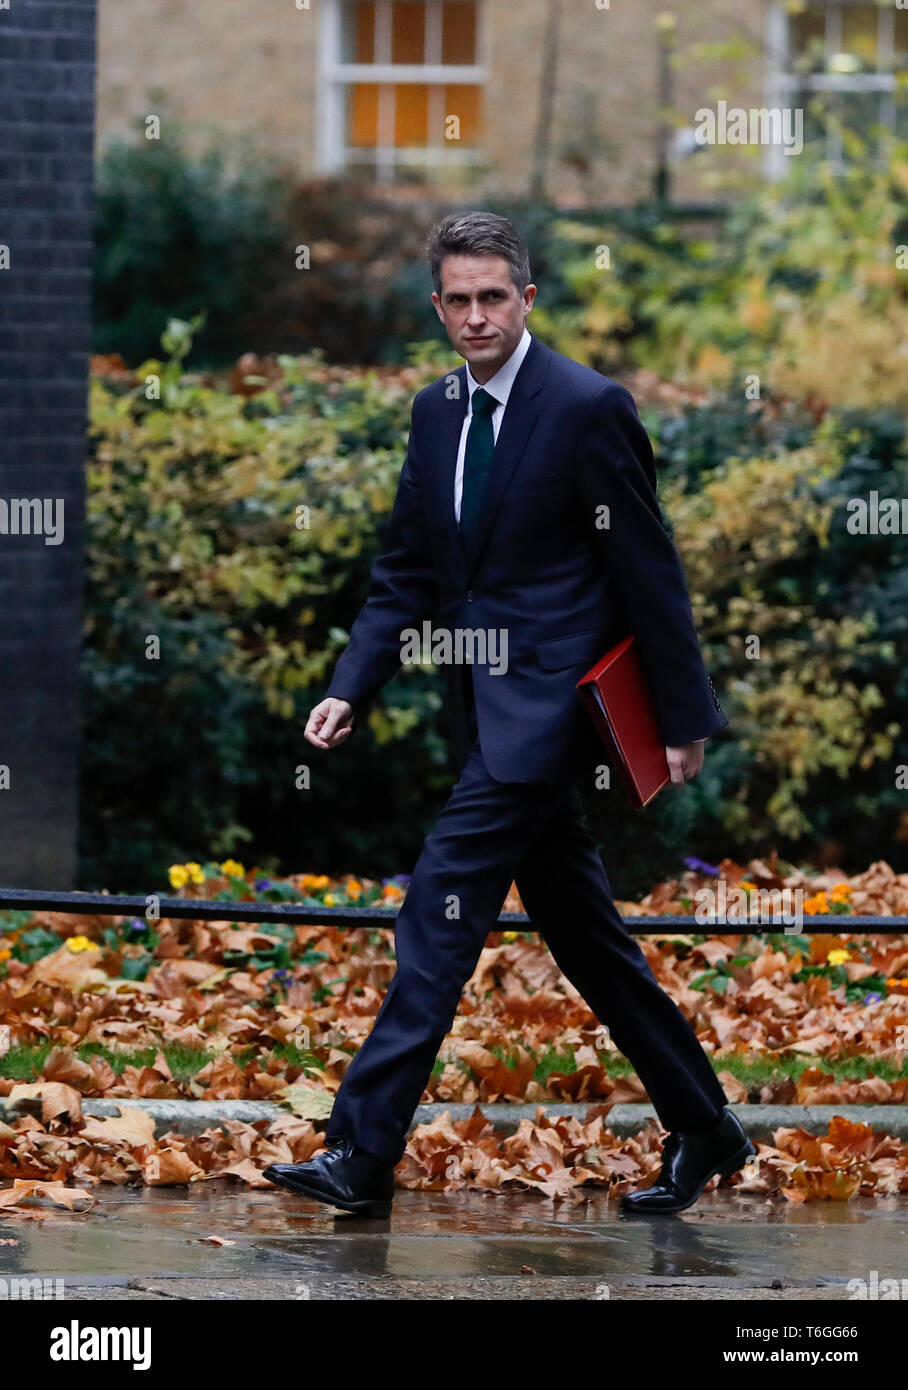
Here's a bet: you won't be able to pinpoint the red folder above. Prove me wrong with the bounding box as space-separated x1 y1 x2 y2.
576 634 670 810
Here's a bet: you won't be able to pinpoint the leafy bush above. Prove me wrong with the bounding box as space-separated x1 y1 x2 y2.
81 329 454 891
94 118 293 367
663 408 906 865
82 324 908 896
85 127 908 892
543 133 908 410
92 123 723 371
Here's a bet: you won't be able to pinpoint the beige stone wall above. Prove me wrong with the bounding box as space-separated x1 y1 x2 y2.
95 0 319 170
481 0 770 205
95 0 770 203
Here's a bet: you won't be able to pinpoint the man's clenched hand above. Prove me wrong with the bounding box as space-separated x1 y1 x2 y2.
665 738 707 786
305 697 354 750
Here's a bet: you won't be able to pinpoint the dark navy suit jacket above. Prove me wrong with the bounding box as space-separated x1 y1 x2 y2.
325 332 728 783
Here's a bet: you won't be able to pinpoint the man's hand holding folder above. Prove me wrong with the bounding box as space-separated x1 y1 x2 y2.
577 634 709 809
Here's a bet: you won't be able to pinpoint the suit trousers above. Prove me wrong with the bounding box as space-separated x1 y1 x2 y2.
325 667 728 1166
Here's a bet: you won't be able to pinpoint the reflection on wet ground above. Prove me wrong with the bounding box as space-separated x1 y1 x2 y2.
1 1183 904 1300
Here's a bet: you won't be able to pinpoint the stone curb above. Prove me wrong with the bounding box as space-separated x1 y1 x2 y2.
2 1097 907 1141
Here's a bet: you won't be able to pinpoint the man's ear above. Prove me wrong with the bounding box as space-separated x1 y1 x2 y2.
431 291 445 323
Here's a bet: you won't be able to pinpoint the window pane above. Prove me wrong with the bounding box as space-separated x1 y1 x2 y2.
392 1 425 64
444 83 481 142
895 6 908 67
895 92 908 139
442 1 477 64
395 83 429 145
789 5 825 74
833 89 886 146
841 4 880 70
344 0 376 63
350 83 380 145
798 89 829 150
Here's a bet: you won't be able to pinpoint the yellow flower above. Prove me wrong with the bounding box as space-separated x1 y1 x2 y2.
740 880 757 892
345 878 362 899
803 892 828 914
168 864 189 889
502 930 518 942
0 948 11 962
65 936 94 954
219 859 245 879
826 948 851 966
828 882 852 901
185 862 205 885
323 893 335 906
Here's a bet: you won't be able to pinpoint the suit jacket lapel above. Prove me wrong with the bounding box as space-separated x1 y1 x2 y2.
428 364 469 589
464 339 545 580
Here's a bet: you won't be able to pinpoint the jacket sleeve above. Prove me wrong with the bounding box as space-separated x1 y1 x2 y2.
325 418 439 720
576 382 728 746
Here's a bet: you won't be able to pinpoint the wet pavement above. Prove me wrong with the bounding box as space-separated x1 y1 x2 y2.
1 1183 906 1300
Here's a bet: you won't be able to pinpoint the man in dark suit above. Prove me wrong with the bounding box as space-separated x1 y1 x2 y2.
264 211 755 1218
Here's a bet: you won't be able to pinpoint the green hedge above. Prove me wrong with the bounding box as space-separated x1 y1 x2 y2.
542 130 908 409
85 129 908 892
81 331 453 891
81 325 907 895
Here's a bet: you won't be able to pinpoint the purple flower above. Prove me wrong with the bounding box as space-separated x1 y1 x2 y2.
127 918 147 935
684 856 721 877
272 968 291 982
864 992 882 1005
255 878 272 890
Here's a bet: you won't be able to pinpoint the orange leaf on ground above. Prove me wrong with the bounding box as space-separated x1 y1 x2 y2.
7 1082 83 1124
80 1107 157 1147
0 1179 95 1212
220 1159 274 1188
142 1148 204 1185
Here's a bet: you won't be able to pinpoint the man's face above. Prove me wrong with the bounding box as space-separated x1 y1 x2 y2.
431 254 536 383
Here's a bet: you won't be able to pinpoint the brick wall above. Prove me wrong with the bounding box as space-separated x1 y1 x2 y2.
0 0 97 887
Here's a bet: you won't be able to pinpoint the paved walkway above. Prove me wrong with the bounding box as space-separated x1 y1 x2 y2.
2 1183 904 1300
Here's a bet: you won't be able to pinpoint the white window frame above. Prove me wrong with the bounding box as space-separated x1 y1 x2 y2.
765 0 905 177
317 0 488 181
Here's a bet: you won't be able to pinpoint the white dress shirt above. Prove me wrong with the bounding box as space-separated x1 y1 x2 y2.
454 326 533 523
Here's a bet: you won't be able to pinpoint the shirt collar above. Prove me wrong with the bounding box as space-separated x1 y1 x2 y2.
465 326 533 410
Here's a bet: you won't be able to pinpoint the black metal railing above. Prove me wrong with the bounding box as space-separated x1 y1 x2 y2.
0 886 905 932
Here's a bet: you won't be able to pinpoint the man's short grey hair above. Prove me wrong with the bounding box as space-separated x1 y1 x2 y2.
426 211 532 297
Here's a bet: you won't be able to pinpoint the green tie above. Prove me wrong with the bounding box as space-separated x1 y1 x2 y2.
459 386 498 563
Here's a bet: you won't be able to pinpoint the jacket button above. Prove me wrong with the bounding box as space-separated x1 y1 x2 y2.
466 589 475 602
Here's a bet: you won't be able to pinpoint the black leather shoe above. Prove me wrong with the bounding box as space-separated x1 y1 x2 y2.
620 1107 757 1215
263 1134 395 1218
